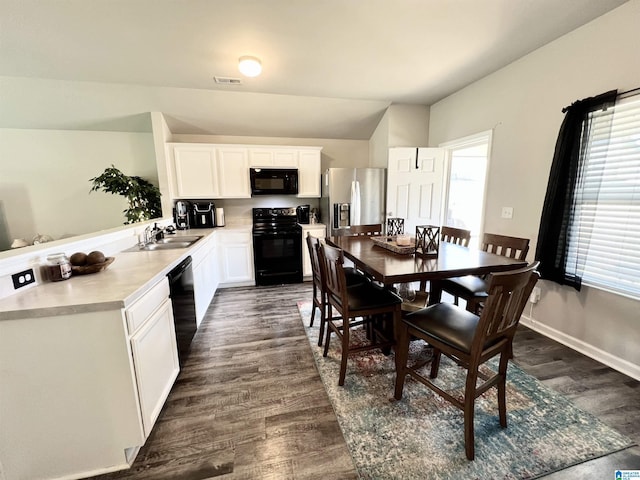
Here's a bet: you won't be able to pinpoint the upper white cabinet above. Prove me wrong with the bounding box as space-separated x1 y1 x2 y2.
217 147 251 198
168 144 322 199
249 147 298 167
297 149 322 197
173 145 219 198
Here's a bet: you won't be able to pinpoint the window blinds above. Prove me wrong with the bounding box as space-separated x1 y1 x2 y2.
565 97 640 299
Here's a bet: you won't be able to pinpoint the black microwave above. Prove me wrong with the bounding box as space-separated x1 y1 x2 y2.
250 168 298 195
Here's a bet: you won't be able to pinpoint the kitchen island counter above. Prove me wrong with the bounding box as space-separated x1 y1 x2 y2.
0 229 218 321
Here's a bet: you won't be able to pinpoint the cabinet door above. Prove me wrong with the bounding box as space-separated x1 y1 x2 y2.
249 148 298 167
193 244 219 326
387 147 444 235
301 226 326 277
217 147 250 198
173 146 220 198
130 299 179 437
297 150 321 197
218 231 254 284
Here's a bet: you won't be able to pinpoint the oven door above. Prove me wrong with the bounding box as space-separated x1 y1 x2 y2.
253 231 302 286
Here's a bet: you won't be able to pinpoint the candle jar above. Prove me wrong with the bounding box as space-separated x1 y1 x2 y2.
46 253 72 281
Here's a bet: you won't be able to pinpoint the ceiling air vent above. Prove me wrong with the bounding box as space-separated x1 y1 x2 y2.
214 76 242 85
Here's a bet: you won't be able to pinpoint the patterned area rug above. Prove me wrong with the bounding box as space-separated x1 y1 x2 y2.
297 301 635 480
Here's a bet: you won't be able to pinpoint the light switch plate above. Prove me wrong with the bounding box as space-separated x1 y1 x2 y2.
501 207 514 219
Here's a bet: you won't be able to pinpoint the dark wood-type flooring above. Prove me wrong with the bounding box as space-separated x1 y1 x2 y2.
91 283 639 480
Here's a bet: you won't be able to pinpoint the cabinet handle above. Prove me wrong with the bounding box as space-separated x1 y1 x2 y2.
415 148 419 170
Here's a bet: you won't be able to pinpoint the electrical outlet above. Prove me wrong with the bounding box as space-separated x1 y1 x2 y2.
12 268 36 290
501 207 514 219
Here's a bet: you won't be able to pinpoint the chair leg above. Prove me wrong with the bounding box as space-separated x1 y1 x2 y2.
498 352 509 428
430 348 442 378
393 322 410 400
338 320 350 386
323 306 332 357
464 368 479 461
317 300 327 347
309 285 317 327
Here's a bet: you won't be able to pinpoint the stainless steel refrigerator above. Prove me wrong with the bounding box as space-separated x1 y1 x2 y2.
321 168 386 236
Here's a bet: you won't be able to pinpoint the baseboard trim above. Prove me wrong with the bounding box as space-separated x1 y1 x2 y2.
521 314 640 381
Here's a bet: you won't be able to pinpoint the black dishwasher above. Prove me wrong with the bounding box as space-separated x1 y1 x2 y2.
167 256 197 364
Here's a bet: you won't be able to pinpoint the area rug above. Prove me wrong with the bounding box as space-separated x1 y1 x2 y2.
297 301 635 480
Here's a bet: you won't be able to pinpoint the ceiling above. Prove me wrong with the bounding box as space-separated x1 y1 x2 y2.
0 0 629 139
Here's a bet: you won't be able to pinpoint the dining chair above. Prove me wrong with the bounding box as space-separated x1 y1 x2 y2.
402 226 472 313
319 243 402 386
394 262 540 460
440 232 530 314
306 234 368 346
440 226 471 247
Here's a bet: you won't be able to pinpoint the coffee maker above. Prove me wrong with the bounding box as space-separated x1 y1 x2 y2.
174 200 191 230
296 204 310 224
190 200 216 228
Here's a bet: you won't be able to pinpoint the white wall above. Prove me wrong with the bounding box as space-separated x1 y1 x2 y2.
388 104 430 147
0 129 157 250
428 0 640 377
368 104 430 168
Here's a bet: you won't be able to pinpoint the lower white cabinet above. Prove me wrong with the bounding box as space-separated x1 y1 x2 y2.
217 229 255 286
192 237 220 325
301 225 327 277
0 278 180 480
130 297 179 437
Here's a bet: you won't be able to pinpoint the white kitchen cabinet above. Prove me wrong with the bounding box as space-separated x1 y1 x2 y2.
129 297 179 437
217 146 251 198
217 229 254 286
301 224 326 277
192 235 219 325
167 143 321 200
249 147 298 167
297 148 322 197
0 276 179 480
171 144 220 198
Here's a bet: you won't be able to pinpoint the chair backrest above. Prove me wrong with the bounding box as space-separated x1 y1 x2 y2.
349 224 383 236
471 262 540 357
441 226 471 247
481 233 530 260
306 234 323 285
318 243 348 309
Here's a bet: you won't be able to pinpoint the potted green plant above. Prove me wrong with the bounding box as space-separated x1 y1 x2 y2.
89 165 162 224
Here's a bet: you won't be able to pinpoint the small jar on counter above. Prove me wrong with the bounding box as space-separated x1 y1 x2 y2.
46 253 72 281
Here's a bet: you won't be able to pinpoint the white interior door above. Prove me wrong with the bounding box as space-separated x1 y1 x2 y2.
387 147 445 236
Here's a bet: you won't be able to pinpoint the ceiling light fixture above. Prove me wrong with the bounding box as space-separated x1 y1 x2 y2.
238 56 262 77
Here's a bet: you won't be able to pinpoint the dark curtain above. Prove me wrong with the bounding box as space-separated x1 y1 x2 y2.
535 90 617 290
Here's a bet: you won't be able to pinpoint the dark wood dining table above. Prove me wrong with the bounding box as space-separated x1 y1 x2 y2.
326 235 528 302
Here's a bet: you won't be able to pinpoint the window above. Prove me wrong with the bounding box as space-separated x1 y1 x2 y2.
565 96 640 299
441 131 491 248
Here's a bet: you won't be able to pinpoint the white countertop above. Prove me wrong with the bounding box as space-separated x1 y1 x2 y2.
0 228 233 321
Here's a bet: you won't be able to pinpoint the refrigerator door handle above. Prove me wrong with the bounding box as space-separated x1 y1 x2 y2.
350 180 361 226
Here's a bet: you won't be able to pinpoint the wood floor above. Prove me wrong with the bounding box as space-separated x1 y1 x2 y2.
91 283 639 480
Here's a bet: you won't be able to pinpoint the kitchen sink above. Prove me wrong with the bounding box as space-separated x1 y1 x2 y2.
155 235 203 244
123 235 203 252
